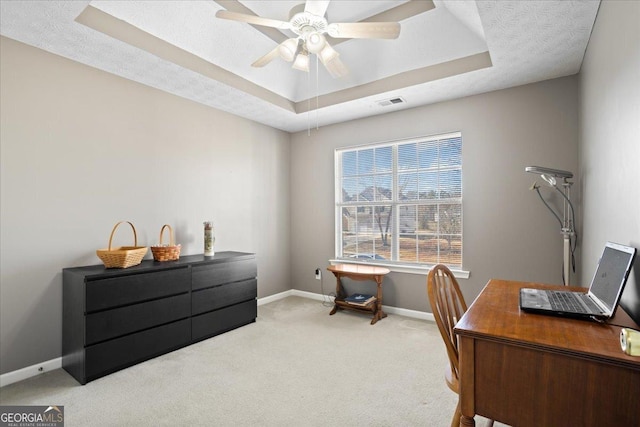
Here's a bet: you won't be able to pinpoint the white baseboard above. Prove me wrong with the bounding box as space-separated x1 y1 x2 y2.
0 357 62 388
384 305 435 322
261 289 435 322
290 289 330 302
257 289 295 305
2 291 432 388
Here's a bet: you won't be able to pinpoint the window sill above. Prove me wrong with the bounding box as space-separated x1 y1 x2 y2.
329 259 470 279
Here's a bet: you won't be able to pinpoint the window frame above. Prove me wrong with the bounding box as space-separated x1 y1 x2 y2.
334 132 468 277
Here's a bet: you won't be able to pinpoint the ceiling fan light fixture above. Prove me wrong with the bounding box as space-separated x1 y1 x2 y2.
215 1 402 79
278 38 299 62
292 51 310 72
306 32 326 54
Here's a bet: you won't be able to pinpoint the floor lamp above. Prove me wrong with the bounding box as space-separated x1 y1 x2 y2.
526 166 576 285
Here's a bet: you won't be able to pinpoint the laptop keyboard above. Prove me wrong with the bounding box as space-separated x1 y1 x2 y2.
548 291 590 313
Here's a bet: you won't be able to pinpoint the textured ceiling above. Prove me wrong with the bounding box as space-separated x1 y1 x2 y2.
0 1 600 133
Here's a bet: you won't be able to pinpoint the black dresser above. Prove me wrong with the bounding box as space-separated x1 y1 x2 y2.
62 252 257 384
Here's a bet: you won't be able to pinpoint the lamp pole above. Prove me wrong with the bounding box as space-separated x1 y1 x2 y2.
525 166 576 286
561 180 574 285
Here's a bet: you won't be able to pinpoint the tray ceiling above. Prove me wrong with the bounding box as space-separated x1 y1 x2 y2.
0 1 600 133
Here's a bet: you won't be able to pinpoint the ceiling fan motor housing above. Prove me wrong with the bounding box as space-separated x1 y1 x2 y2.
290 12 328 38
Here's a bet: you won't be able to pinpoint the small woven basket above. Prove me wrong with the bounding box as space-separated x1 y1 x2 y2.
96 221 148 268
151 224 181 262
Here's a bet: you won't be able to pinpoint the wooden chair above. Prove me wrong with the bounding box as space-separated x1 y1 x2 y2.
427 264 493 427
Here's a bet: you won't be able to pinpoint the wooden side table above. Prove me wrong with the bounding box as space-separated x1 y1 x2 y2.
327 263 390 325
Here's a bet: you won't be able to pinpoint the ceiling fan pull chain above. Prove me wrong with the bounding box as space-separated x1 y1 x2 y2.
307 66 311 137
316 55 319 130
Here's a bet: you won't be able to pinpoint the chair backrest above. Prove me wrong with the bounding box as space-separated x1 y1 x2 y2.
427 264 468 384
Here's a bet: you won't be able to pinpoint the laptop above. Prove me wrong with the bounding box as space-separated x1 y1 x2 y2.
519 242 636 320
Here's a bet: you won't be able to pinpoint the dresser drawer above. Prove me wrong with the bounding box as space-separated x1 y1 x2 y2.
86 267 189 312
192 300 257 342
192 258 256 291
85 318 190 382
63 252 258 385
192 278 257 315
86 293 190 345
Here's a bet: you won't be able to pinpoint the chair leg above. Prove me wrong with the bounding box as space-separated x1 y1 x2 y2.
451 399 461 427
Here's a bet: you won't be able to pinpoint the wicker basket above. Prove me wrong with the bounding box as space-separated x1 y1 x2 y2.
151 224 181 262
96 221 148 268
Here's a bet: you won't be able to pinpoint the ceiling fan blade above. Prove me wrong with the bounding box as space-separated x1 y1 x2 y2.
327 22 400 39
304 0 330 17
320 55 348 79
216 10 291 30
251 46 280 68
252 38 299 67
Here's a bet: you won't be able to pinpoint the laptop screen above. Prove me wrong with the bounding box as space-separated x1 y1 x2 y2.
590 243 636 312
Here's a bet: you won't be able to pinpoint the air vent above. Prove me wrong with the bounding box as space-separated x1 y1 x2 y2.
377 97 406 107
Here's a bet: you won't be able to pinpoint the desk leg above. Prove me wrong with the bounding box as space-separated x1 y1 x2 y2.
459 337 476 427
460 415 475 427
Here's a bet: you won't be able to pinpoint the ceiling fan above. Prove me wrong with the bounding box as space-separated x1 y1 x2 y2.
215 0 401 78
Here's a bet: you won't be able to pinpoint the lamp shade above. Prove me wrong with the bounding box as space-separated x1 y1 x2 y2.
541 174 557 187
306 32 326 54
318 43 339 64
278 38 299 62
292 51 310 72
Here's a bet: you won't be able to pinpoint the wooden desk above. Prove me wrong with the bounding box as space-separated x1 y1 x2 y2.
454 279 640 427
327 264 390 325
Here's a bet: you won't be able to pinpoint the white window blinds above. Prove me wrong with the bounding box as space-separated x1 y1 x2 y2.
335 132 463 268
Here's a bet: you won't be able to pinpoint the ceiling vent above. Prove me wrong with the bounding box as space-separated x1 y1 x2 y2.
377 97 406 107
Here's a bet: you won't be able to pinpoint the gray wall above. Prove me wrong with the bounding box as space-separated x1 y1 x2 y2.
579 1 640 322
291 76 580 312
0 37 291 374
9 7 626 374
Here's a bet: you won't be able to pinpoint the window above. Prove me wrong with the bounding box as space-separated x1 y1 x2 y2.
335 132 462 269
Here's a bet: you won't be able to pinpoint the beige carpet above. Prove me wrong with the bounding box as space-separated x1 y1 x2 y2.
0 296 498 426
